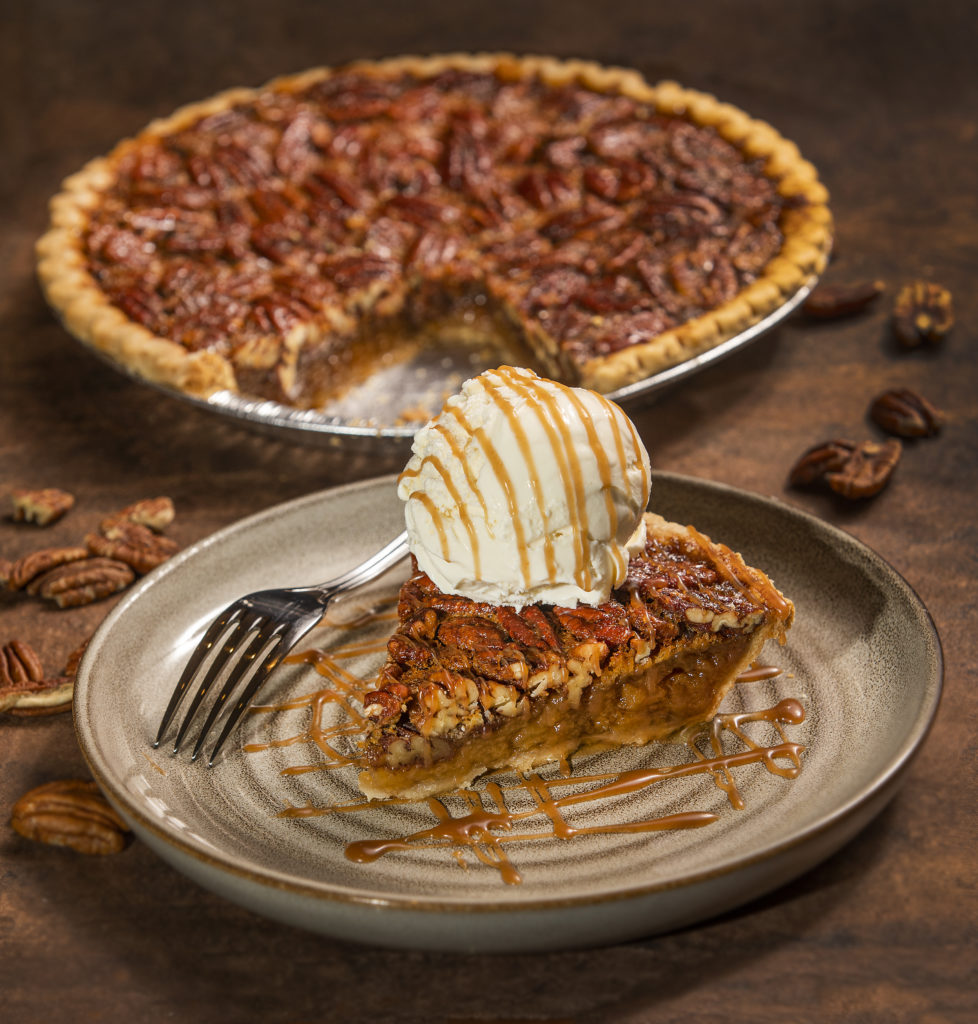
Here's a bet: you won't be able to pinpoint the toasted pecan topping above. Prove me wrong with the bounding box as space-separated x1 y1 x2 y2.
362 524 789 761
81 67 793 405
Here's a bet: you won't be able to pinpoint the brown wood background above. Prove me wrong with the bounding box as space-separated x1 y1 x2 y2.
2 1 975 1021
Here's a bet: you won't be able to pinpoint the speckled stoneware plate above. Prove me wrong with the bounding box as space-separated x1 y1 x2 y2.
72 282 813 453
74 472 941 952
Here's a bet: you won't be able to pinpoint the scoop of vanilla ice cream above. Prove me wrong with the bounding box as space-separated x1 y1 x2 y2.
397 366 651 609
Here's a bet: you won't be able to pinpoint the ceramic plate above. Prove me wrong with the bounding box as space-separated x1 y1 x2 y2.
73 283 813 453
74 473 942 952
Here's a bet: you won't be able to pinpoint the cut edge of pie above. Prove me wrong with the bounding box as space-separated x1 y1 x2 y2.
356 510 794 801
35 52 832 407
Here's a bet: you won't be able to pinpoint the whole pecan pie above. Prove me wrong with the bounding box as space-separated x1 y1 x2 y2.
358 512 794 800
36 54 832 409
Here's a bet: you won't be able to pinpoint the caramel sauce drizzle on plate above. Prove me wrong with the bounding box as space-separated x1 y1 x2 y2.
242 607 394 772
341 693 803 885
249 605 805 886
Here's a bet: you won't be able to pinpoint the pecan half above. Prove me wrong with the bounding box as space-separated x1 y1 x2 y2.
6 637 89 717
802 280 884 319
6 546 90 591
387 632 434 669
787 441 855 487
62 636 91 680
789 438 902 498
10 488 75 526
363 682 409 722
99 496 175 534
30 557 135 607
1 639 44 681
869 388 944 438
3 678 74 716
86 522 179 574
496 605 559 650
10 780 130 855
0 639 46 711
437 617 507 652
892 281 954 348
554 604 631 646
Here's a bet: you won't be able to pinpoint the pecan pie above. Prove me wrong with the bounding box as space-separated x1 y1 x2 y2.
358 511 793 800
37 54 831 409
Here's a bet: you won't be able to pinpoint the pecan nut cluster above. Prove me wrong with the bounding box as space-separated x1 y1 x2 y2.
3 497 177 608
789 270 950 498
0 639 48 711
0 636 88 715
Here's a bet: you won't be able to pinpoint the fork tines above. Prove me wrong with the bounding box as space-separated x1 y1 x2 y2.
153 602 288 765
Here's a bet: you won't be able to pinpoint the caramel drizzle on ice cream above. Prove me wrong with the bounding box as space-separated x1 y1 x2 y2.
399 413 491 581
497 366 593 592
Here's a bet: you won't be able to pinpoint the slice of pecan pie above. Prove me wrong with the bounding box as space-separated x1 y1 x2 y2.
358 511 793 800
37 54 831 410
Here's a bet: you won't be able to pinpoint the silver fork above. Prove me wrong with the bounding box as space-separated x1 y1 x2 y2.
153 530 410 765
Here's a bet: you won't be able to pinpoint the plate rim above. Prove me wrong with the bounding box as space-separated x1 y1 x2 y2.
73 471 944 915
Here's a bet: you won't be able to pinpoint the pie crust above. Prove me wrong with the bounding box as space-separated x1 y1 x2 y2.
358 511 794 800
36 54 832 408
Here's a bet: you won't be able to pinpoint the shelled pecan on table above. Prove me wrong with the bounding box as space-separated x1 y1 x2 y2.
870 388 944 438
789 438 902 499
28 557 135 608
4 545 91 592
0 638 77 715
10 780 130 855
86 523 179 575
802 279 884 319
0 639 46 711
9 488 75 526
99 497 175 533
892 281 954 348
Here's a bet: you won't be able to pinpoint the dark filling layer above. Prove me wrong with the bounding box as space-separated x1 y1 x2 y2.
358 633 758 800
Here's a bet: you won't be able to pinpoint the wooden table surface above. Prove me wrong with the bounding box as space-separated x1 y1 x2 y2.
2 1 975 1021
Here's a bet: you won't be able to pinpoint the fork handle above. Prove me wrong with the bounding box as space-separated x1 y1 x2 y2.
304 530 411 606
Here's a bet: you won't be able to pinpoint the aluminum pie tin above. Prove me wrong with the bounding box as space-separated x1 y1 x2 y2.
70 281 814 453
